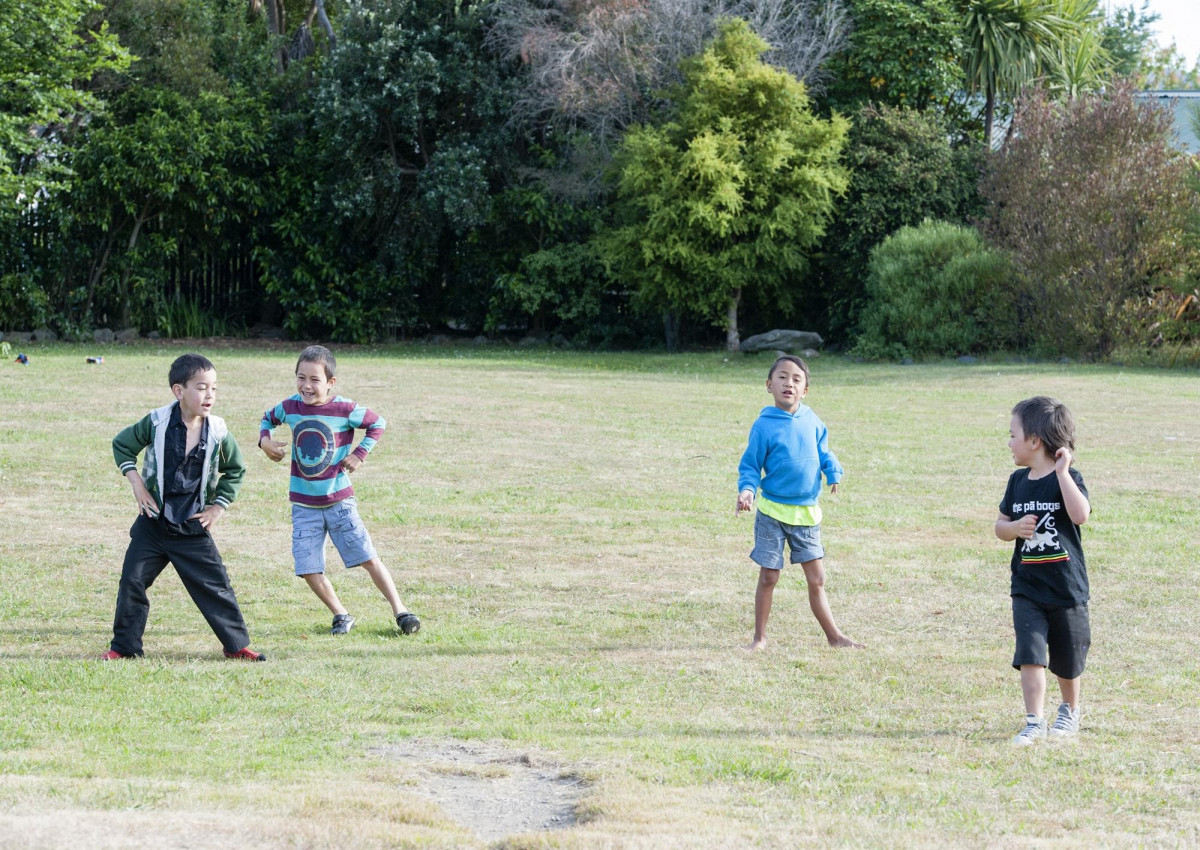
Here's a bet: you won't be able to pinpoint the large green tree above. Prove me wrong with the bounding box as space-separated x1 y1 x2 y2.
825 0 965 113
259 0 516 341
602 19 848 351
0 0 128 199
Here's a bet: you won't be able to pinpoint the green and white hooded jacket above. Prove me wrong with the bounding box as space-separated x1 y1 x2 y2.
112 402 246 511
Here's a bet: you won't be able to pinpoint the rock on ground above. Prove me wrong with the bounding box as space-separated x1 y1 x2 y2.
740 329 822 353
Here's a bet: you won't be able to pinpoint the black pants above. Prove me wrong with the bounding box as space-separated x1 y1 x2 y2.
110 515 251 656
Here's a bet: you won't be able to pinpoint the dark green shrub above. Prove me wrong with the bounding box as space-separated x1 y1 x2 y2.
0 274 50 330
853 220 1016 359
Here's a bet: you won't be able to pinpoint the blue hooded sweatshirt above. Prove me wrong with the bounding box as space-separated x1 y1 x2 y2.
737 405 843 505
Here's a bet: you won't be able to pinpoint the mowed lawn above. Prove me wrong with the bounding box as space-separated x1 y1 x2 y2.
0 344 1197 848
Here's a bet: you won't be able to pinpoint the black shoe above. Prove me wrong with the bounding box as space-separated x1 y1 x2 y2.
331 614 355 635
396 612 421 635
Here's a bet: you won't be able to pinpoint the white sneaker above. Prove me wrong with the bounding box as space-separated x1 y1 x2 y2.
1047 702 1081 739
1012 714 1046 746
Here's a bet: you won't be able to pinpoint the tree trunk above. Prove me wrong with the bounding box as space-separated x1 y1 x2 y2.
725 289 741 352
984 89 996 150
117 202 153 330
662 310 680 352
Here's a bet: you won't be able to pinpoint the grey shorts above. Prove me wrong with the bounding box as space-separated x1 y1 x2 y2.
750 511 824 570
291 498 378 576
1012 595 1091 679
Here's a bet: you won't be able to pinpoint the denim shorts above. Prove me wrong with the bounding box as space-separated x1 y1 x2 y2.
750 511 824 570
1012 595 1091 679
291 498 378 576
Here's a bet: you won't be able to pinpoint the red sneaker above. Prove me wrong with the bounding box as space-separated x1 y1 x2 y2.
101 649 131 660
223 647 266 662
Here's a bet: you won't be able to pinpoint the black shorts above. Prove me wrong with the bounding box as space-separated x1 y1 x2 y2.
1012 595 1091 679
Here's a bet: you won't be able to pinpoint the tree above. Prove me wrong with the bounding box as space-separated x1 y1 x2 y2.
260 0 516 341
488 0 850 156
0 0 129 199
824 0 965 113
814 103 984 340
601 19 849 350
67 86 270 328
960 0 1093 144
1099 2 1158 80
981 82 1199 357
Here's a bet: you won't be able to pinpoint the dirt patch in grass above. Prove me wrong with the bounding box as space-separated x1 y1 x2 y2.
370 739 587 842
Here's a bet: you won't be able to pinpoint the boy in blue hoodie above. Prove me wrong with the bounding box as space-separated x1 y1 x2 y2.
737 355 862 650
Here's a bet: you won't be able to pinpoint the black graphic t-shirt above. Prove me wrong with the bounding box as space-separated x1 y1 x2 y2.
999 467 1090 607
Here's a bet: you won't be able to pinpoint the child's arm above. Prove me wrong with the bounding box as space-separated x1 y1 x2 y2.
736 427 766 514
258 403 289 462
341 404 385 472
113 415 158 517
1055 448 1090 526
195 434 245 531
995 512 1037 541
815 422 844 492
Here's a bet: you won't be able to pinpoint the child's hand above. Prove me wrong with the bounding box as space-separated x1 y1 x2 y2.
128 474 158 518
830 483 839 495
736 489 755 515
1013 514 1038 539
1055 446 1073 474
259 436 288 462
192 504 225 531
340 453 362 474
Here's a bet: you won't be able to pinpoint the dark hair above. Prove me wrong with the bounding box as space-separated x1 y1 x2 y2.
767 355 810 384
296 345 336 380
1012 396 1076 457
169 353 215 388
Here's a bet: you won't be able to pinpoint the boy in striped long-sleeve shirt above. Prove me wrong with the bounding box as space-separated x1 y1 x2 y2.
259 345 420 636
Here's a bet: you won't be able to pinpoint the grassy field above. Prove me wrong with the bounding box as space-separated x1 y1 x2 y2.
0 343 1197 848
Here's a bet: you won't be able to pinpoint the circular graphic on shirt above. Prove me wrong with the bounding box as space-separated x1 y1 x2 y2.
293 419 336 478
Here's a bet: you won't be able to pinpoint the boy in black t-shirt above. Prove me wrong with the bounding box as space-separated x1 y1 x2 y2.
995 396 1091 746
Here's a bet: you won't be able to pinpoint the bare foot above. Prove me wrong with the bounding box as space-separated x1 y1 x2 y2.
745 637 767 651
828 634 865 648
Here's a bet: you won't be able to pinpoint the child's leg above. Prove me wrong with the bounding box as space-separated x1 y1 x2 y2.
169 533 252 654
111 517 171 657
1019 664 1047 716
357 557 409 617
799 558 863 648
750 567 780 649
302 573 348 616
293 504 345 615
1057 675 1081 710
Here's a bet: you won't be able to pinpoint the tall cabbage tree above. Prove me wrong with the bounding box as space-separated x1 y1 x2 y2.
961 0 1083 143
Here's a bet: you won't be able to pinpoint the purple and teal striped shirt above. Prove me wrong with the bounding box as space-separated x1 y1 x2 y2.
259 394 385 507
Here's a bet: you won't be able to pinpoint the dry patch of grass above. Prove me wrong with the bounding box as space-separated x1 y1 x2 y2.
1 345 1199 847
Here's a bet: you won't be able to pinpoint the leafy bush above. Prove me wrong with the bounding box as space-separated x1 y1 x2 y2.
0 274 50 330
852 220 1016 359
981 82 1200 357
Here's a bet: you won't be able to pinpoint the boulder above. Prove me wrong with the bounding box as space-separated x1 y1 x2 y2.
6 331 32 343
94 328 115 344
115 328 140 343
739 329 823 353
32 328 58 342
